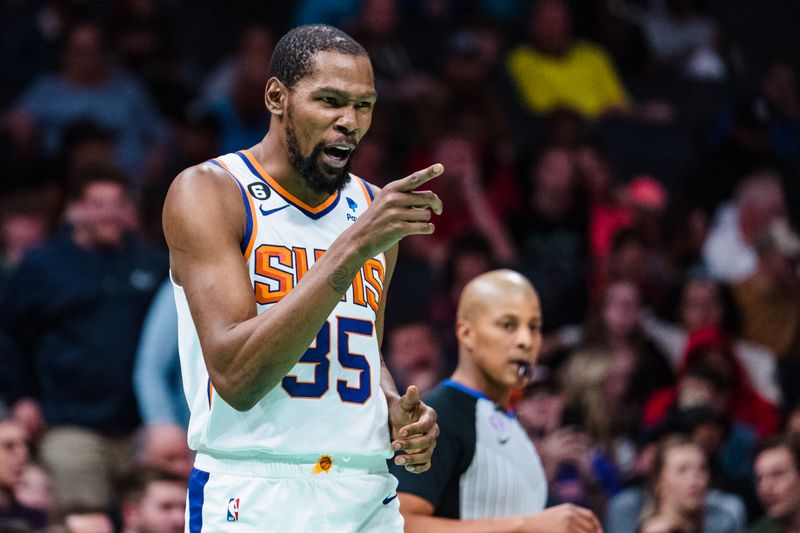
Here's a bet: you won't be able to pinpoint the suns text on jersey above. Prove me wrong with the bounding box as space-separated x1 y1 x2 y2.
253 245 384 312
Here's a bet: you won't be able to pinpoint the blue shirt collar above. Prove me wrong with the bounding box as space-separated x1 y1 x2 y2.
441 379 516 418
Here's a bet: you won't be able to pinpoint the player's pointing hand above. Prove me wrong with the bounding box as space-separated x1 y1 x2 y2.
389 385 439 473
347 164 444 260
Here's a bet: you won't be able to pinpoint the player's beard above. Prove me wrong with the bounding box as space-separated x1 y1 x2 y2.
286 116 353 196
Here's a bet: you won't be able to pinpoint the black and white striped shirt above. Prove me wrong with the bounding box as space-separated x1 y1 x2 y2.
390 380 547 519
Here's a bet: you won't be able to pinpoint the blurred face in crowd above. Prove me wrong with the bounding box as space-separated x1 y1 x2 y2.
0 421 28 489
656 443 709 514
576 146 612 200
681 280 722 332
603 348 635 403
65 512 114 533
530 147 576 219
238 27 276 80
282 51 375 196
350 136 389 183
234 27 275 117
755 446 800 523
1 213 48 266
64 24 107 84
69 181 133 248
362 0 398 37
15 463 54 513
602 281 641 337
761 62 798 114
452 251 491 294
141 425 194 479
529 0 572 55
692 420 725 459
610 239 649 285
386 323 443 394
129 481 186 533
457 272 542 396
517 386 564 438
787 408 800 440
677 375 725 413
738 175 786 242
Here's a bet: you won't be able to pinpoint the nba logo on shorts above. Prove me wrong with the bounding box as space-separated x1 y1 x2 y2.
227 498 240 522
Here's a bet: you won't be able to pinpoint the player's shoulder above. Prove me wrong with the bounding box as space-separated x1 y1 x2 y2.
163 159 246 241
166 159 245 215
170 160 236 194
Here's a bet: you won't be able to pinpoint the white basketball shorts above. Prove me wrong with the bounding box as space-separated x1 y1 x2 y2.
185 452 403 532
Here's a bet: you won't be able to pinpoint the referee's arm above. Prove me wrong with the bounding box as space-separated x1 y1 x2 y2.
399 494 602 533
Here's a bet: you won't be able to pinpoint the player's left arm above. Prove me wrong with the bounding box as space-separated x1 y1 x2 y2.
374 205 439 473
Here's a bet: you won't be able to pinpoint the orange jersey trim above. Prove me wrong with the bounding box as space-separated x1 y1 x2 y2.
212 157 258 261
240 150 339 215
355 176 374 206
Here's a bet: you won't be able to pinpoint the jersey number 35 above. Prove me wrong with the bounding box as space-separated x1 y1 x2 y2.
281 317 372 404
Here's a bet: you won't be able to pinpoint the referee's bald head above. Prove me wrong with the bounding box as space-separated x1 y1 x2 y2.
457 269 539 322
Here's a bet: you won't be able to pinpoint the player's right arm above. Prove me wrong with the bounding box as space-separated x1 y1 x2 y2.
163 161 443 411
399 493 603 533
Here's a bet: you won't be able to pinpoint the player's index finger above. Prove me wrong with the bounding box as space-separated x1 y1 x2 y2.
397 164 444 192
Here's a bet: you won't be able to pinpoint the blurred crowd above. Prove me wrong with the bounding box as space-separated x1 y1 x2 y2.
1 0 800 531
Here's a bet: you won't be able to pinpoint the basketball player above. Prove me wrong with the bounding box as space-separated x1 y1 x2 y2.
391 270 602 532
163 25 440 532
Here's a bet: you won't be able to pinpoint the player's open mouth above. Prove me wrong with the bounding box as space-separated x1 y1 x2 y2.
321 144 354 168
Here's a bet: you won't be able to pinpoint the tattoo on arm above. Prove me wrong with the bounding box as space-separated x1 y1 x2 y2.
327 267 357 294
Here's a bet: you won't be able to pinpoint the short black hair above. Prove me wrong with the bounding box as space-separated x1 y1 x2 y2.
119 466 186 503
268 24 368 89
755 435 800 472
67 162 130 200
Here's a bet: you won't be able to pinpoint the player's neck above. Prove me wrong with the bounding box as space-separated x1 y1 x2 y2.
254 135 332 208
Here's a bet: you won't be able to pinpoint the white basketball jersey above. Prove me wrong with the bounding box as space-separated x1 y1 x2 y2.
173 149 391 458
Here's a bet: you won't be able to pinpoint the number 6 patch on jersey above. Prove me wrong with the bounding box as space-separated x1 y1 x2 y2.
247 182 270 200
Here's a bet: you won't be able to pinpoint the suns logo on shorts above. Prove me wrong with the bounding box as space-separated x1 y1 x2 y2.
311 455 333 475
227 498 240 522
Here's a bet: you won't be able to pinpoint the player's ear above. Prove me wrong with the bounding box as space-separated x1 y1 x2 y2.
265 77 287 116
456 318 474 349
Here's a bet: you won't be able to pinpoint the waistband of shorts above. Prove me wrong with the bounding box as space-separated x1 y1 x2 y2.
194 450 390 478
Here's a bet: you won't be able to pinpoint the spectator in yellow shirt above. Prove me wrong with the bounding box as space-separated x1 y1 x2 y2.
506 0 630 118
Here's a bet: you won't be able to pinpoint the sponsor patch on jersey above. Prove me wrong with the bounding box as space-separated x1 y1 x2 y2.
346 197 358 212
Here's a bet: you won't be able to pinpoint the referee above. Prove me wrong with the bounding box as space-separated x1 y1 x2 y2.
390 270 602 532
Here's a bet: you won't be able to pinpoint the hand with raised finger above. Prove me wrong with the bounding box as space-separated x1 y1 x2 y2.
389 385 439 473
345 164 444 261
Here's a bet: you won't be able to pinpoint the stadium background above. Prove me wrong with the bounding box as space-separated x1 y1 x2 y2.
2 0 800 530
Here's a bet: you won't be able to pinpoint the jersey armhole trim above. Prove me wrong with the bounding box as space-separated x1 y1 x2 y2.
210 158 258 261
355 176 375 205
